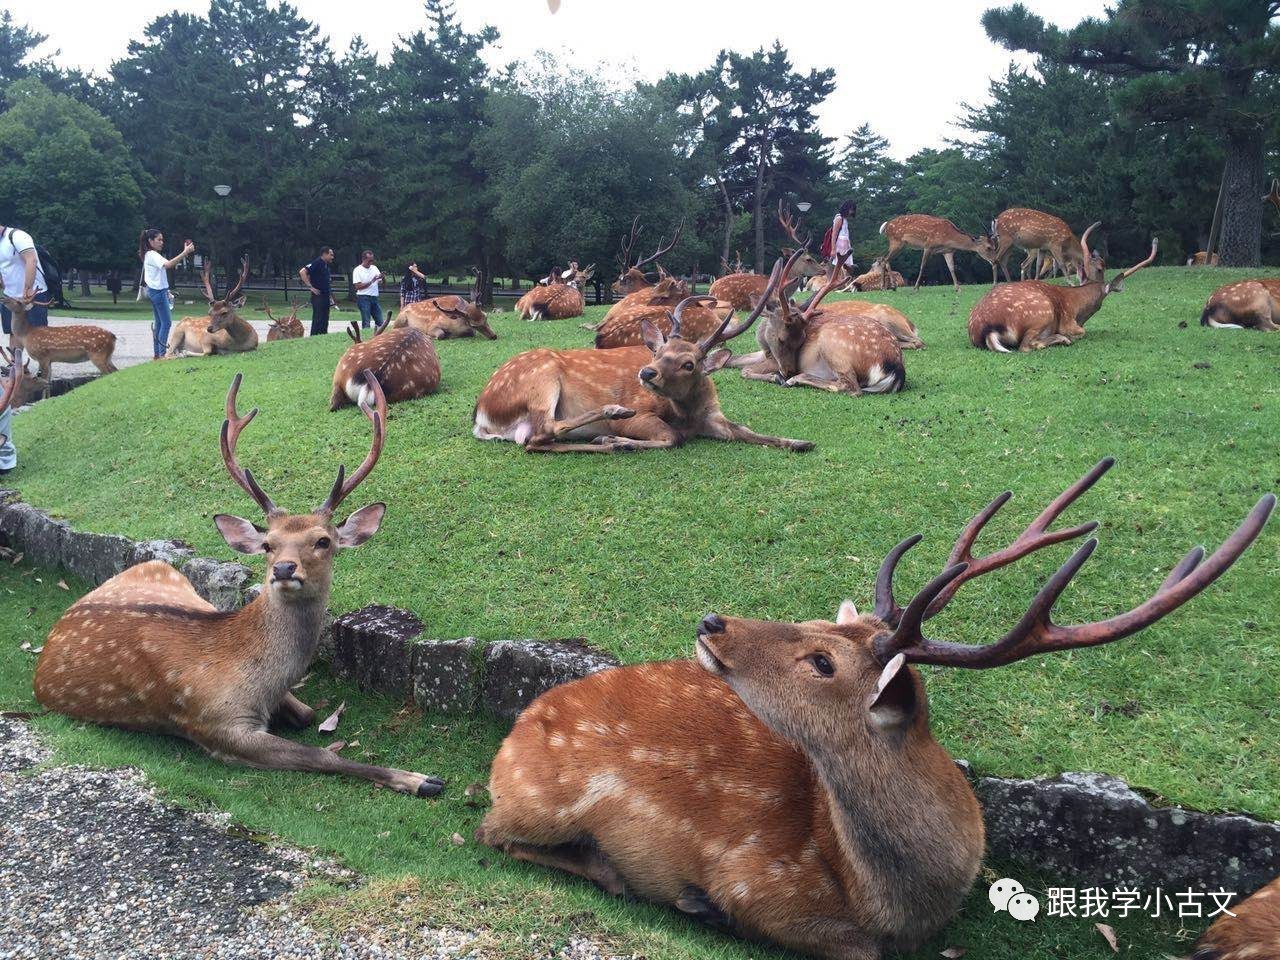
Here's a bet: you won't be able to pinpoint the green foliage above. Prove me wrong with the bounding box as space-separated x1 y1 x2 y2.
0 78 146 269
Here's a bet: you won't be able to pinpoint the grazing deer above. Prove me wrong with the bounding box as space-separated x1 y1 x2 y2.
473 269 813 454
879 214 998 291
1192 874 1280 960
478 459 1274 960
992 208 1103 285
396 294 497 339
1200 279 1280 331
516 264 592 321
592 295 733 350
166 259 259 357
969 227 1158 351
609 217 684 301
712 204 823 310
330 320 440 411
262 298 305 341
1 297 117 387
33 374 444 797
1186 251 1221 267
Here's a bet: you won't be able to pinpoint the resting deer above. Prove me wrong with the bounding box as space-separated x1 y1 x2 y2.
846 260 906 292
711 206 823 309
166 259 259 357
396 293 497 339
969 226 1157 351
992 207 1103 285
1186 251 1220 266
33 373 445 797
880 214 998 291
477 459 1274 960
330 320 440 411
1 297 117 387
262 298 304 341
1192 873 1280 960
605 218 685 321
473 266 813 454
592 294 733 350
516 263 592 321
1200 279 1280 331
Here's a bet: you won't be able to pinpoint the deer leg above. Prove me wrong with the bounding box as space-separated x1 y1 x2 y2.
481 834 628 897
783 372 845 393
942 251 960 292
205 727 444 797
270 692 315 731
726 349 768 370
699 413 813 452
914 248 931 289
675 886 739 934
544 404 636 440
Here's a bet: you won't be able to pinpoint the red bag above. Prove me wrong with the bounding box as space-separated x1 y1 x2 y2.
819 226 834 258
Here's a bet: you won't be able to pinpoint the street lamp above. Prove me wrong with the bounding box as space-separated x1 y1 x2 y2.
795 201 812 213
213 184 231 281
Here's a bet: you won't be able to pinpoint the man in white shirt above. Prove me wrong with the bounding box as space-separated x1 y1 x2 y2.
0 223 49 346
352 250 385 330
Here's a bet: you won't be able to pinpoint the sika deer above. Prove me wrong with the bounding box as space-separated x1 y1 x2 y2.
478 459 1274 959
330 320 440 410
397 294 497 339
992 207 1103 285
0 346 47 407
1200 279 1280 331
263 298 304 341
166 259 259 356
33 373 445 797
711 206 822 309
1192 874 1279 960
880 214 998 291
592 294 733 350
969 226 1158 351
473 265 813 453
1 297 117 387
516 264 591 321
604 218 685 322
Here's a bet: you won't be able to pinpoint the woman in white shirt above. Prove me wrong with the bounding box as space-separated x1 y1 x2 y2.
139 228 194 359
830 200 855 284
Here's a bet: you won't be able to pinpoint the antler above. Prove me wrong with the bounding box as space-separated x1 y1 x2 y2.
225 257 249 302
618 217 642 272
1264 179 1279 211
1078 222 1101 277
777 199 811 248
1111 238 1159 285
317 371 387 517
871 459 1275 669
634 218 684 271
201 260 217 303
798 251 854 321
0 347 23 413
221 373 280 517
262 297 279 326
696 256 786 354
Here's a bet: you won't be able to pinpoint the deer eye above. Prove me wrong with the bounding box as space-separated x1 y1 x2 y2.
315 536 332 550
810 653 835 677
682 361 695 371
262 542 275 554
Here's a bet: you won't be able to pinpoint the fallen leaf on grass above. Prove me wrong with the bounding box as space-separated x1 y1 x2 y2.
317 700 346 733
940 949 967 959
1096 923 1119 953
326 741 346 753
56 580 69 591
451 832 466 846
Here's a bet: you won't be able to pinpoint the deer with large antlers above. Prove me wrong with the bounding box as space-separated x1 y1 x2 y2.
474 267 813 454
710 204 823 310
262 298 304 341
330 320 440 411
478 459 1274 959
396 293 497 339
1200 279 1280 331
969 227 1158 351
608 218 684 306
1 297 117 388
33 373 445 797
879 214 998 291
992 207 1103 285
166 259 258 356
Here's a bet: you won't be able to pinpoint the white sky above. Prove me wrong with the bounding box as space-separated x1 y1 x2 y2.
20 0 1108 160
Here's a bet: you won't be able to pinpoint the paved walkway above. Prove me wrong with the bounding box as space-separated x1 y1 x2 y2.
35 318 280 378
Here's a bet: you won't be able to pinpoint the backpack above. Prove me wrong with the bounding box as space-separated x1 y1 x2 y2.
3 228 65 307
819 226 834 259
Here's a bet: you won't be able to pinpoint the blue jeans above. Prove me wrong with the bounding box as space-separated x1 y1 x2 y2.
147 287 172 357
356 295 383 330
0 296 49 335
0 405 14 471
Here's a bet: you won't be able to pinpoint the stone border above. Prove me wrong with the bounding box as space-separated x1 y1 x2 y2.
0 487 1276 896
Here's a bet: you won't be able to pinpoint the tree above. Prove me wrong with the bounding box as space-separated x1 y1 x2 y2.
830 124 905 261
983 1 1280 266
0 79 146 270
0 10 47 88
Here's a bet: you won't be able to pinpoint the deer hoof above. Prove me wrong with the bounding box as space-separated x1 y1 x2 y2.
416 776 446 798
791 440 816 452
603 405 635 420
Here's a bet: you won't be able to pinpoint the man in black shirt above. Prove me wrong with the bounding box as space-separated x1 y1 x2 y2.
298 247 336 335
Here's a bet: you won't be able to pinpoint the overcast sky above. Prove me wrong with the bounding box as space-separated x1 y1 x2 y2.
19 0 1108 159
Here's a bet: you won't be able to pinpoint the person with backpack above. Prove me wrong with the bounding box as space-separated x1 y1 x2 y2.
822 200 856 286
0 223 49 347
139 228 195 359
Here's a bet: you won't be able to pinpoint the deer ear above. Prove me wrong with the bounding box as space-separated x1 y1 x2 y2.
214 514 267 554
640 319 666 353
701 348 732 373
335 502 386 548
866 653 918 733
836 599 859 624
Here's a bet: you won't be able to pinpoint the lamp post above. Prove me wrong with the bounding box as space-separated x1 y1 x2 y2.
213 184 231 285
795 201 812 214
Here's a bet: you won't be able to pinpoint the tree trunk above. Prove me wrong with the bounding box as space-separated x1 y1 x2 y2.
80 273 91 297
1217 124 1264 267
753 154 767 273
476 254 494 308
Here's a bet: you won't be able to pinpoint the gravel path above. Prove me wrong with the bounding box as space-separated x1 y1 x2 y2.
0 718 618 960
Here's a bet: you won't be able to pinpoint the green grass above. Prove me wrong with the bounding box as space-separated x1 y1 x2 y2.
0 563 1196 958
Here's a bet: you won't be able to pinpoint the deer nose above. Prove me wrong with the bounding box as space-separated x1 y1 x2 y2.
272 561 299 581
639 367 657 382
698 613 726 636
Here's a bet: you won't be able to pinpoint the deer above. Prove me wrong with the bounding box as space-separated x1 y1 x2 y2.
1186 251 1221 266
991 207 1103 285
396 293 497 339
0 345 48 408
166 259 259 357
1199 279 1280 331
711 204 824 310
476 458 1274 960
969 225 1158 351
33 373 445 797
1 297 117 388
592 295 734 350
1191 873 1280 960
607 218 684 311
879 214 998 291
262 298 304 341
473 266 813 454
330 320 440 411
516 263 592 321
845 260 906 292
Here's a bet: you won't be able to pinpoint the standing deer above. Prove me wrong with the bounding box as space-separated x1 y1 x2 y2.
396 294 497 339
1 297 117 387
1200 279 1280 331
262 298 304 341
473 268 813 454
33 373 445 797
478 459 1274 960
992 207 1103 285
879 214 998 291
1192 873 1279 960
969 226 1158 351
330 320 440 411
712 204 823 310
166 259 259 357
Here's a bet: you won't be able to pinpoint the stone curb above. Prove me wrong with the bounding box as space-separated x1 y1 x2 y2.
0 489 1276 895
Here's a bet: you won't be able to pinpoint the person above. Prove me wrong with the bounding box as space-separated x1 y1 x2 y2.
352 250 384 330
830 200 856 284
299 246 336 336
400 262 427 308
0 354 15 474
0 222 49 348
140 229 195 359
106 271 123 304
